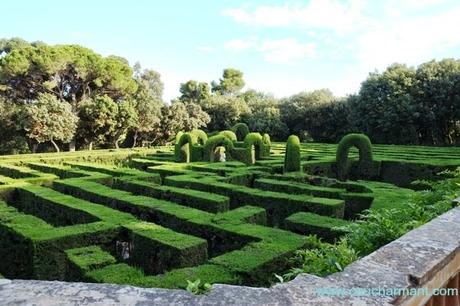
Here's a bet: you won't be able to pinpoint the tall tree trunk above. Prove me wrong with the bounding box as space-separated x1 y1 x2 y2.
132 130 138 148
32 143 38 153
88 142 93 151
114 140 120 149
50 139 60 152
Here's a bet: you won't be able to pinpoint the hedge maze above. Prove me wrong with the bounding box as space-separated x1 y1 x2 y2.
1 132 460 290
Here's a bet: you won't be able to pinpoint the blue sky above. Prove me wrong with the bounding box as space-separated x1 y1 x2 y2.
2 0 460 102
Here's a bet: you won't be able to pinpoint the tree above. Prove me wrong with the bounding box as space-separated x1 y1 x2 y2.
150 101 210 145
20 93 78 152
109 100 138 149
130 65 164 147
211 68 245 95
133 62 164 100
77 95 119 150
348 64 418 144
280 89 338 141
0 97 29 154
413 59 460 145
179 80 211 104
0 37 30 55
240 90 288 140
0 43 138 150
202 94 250 131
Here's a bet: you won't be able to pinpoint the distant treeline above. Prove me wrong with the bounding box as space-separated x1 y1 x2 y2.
0 37 459 154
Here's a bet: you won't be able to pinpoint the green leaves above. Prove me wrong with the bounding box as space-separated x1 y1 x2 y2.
20 93 78 151
186 279 212 295
281 236 358 280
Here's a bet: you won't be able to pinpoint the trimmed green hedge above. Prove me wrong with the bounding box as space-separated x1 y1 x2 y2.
336 133 373 180
203 135 235 162
262 134 271 156
284 135 301 172
190 129 208 145
174 133 197 163
231 123 250 141
219 130 238 143
254 178 374 220
164 175 345 225
285 212 350 242
112 177 230 213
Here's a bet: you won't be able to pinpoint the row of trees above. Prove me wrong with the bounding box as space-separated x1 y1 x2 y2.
1 38 459 155
177 59 460 146
0 38 211 154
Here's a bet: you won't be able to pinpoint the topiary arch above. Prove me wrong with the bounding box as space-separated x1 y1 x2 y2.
336 133 373 180
262 133 271 157
219 130 238 143
190 129 208 146
174 132 197 163
204 135 235 162
243 132 264 161
231 123 250 141
284 135 301 172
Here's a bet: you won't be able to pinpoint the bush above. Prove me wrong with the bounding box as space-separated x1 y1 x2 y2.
342 168 460 256
174 132 197 162
262 134 271 156
281 236 358 281
284 135 301 172
175 131 184 144
190 129 208 145
336 133 373 180
203 135 235 162
243 133 264 161
231 123 250 141
219 130 237 143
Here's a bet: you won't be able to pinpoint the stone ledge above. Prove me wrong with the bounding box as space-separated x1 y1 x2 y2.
2 207 460 306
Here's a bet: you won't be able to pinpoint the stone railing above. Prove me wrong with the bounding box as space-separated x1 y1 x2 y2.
1 205 460 305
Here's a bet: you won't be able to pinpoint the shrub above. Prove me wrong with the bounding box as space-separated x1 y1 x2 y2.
284 135 301 172
262 134 271 156
336 133 373 180
281 236 358 280
219 130 237 143
342 168 460 256
231 123 250 141
174 133 197 162
243 133 264 161
175 131 184 144
203 135 235 162
190 129 208 145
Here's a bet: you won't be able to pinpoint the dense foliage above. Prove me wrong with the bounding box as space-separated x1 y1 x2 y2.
280 168 460 280
1 37 460 154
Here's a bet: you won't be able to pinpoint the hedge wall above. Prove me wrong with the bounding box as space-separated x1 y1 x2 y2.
336 133 373 180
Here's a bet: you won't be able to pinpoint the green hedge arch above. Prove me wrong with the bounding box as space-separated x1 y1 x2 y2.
336 133 373 180
204 135 235 162
262 133 271 157
219 130 238 143
244 132 264 161
174 132 197 162
284 135 301 172
231 123 250 141
190 129 208 145
175 131 184 144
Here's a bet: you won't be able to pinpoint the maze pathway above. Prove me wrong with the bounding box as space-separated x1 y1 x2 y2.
0 156 374 289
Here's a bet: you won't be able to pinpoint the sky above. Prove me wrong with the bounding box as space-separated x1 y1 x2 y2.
2 0 460 102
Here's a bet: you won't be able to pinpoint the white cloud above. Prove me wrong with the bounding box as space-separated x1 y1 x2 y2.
258 38 316 63
224 39 256 52
223 0 368 34
355 5 460 72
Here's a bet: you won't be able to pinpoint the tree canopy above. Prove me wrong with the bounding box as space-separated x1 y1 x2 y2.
1 37 460 154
